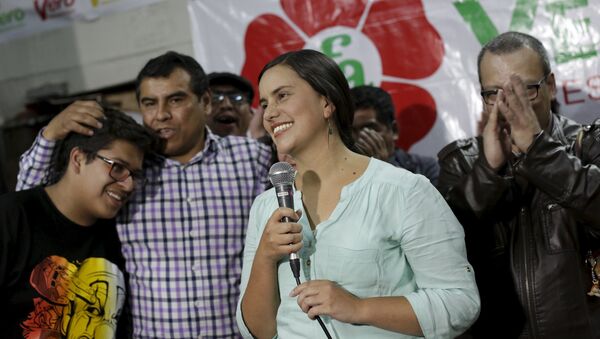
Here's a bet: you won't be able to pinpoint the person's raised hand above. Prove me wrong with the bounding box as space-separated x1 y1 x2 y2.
497 74 542 153
256 208 303 263
355 128 391 160
43 100 105 141
482 91 511 171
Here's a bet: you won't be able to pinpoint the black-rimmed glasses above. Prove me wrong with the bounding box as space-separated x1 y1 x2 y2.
96 154 146 188
212 92 248 105
481 74 549 105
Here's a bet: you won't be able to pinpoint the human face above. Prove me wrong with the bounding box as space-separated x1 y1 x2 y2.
138 68 210 163
259 65 331 157
352 107 396 154
479 47 556 131
78 139 144 223
208 84 252 137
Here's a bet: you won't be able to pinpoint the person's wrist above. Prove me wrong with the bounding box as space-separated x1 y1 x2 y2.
522 129 544 153
255 244 280 266
350 297 367 325
41 125 59 141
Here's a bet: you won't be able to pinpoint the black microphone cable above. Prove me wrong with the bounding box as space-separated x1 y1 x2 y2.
289 255 332 339
269 162 332 339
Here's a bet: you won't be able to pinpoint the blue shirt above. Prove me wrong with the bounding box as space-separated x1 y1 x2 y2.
237 158 479 338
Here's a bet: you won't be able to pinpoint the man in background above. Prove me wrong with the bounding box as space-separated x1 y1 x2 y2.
208 72 264 138
437 31 600 338
351 85 439 184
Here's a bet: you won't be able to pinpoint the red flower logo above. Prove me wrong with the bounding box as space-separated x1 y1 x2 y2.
241 0 444 150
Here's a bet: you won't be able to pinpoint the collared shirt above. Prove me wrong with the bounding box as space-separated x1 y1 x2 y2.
17 129 272 338
237 159 480 338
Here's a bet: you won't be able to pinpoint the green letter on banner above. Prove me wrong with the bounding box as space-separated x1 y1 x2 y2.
453 0 498 45
454 0 538 44
321 34 352 58
338 60 365 88
510 0 538 31
545 0 597 63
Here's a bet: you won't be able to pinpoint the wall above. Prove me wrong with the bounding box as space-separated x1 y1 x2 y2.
0 0 194 122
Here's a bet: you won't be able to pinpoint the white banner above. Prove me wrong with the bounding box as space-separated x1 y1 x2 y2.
0 0 161 44
189 0 600 156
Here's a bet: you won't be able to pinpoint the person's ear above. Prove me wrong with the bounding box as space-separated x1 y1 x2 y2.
200 90 212 113
322 97 335 120
546 72 557 100
69 147 86 174
391 120 399 142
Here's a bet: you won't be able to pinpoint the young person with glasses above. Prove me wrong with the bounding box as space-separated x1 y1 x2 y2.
0 108 158 338
16 52 272 338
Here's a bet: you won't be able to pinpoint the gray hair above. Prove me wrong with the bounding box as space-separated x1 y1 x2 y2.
477 31 551 83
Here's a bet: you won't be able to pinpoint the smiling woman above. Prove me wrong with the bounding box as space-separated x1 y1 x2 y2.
237 50 480 339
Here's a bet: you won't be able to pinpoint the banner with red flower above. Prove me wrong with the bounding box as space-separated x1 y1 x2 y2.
189 0 600 155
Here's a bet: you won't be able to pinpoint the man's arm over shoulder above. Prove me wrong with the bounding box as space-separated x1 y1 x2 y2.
437 138 511 220
16 129 56 191
518 120 600 227
226 136 272 195
252 140 271 194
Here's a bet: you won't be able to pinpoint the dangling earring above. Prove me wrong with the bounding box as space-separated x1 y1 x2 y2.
328 119 333 135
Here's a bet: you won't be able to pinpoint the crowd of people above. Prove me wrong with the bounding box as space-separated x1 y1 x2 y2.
1 30 599 338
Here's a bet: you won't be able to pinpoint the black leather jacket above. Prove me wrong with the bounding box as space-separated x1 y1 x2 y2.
437 114 600 338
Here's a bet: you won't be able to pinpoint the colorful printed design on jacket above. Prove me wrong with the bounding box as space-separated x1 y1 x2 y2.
20 256 125 339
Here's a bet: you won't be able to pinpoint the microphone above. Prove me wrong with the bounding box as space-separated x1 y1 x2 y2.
268 162 332 339
268 162 299 266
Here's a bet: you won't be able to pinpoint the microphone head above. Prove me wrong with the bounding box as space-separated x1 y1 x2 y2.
269 162 296 186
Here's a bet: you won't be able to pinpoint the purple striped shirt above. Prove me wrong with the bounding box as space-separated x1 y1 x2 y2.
17 129 271 338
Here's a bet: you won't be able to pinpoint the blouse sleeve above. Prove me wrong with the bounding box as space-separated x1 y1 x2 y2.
398 176 480 338
236 194 270 338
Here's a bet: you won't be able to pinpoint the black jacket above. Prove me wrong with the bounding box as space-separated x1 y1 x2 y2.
438 114 600 338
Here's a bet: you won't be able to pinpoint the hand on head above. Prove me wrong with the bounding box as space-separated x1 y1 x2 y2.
43 101 105 141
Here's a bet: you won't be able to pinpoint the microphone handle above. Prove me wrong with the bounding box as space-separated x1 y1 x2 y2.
275 183 299 261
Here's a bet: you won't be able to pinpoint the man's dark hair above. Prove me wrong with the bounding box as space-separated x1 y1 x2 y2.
477 31 551 83
350 85 396 129
259 49 355 150
48 108 160 184
208 72 255 103
135 51 209 102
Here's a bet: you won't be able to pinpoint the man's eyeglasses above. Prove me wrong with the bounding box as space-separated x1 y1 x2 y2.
481 74 549 105
212 92 248 105
96 154 146 188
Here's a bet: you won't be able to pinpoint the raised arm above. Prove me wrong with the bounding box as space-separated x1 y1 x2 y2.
16 101 104 191
237 202 303 339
